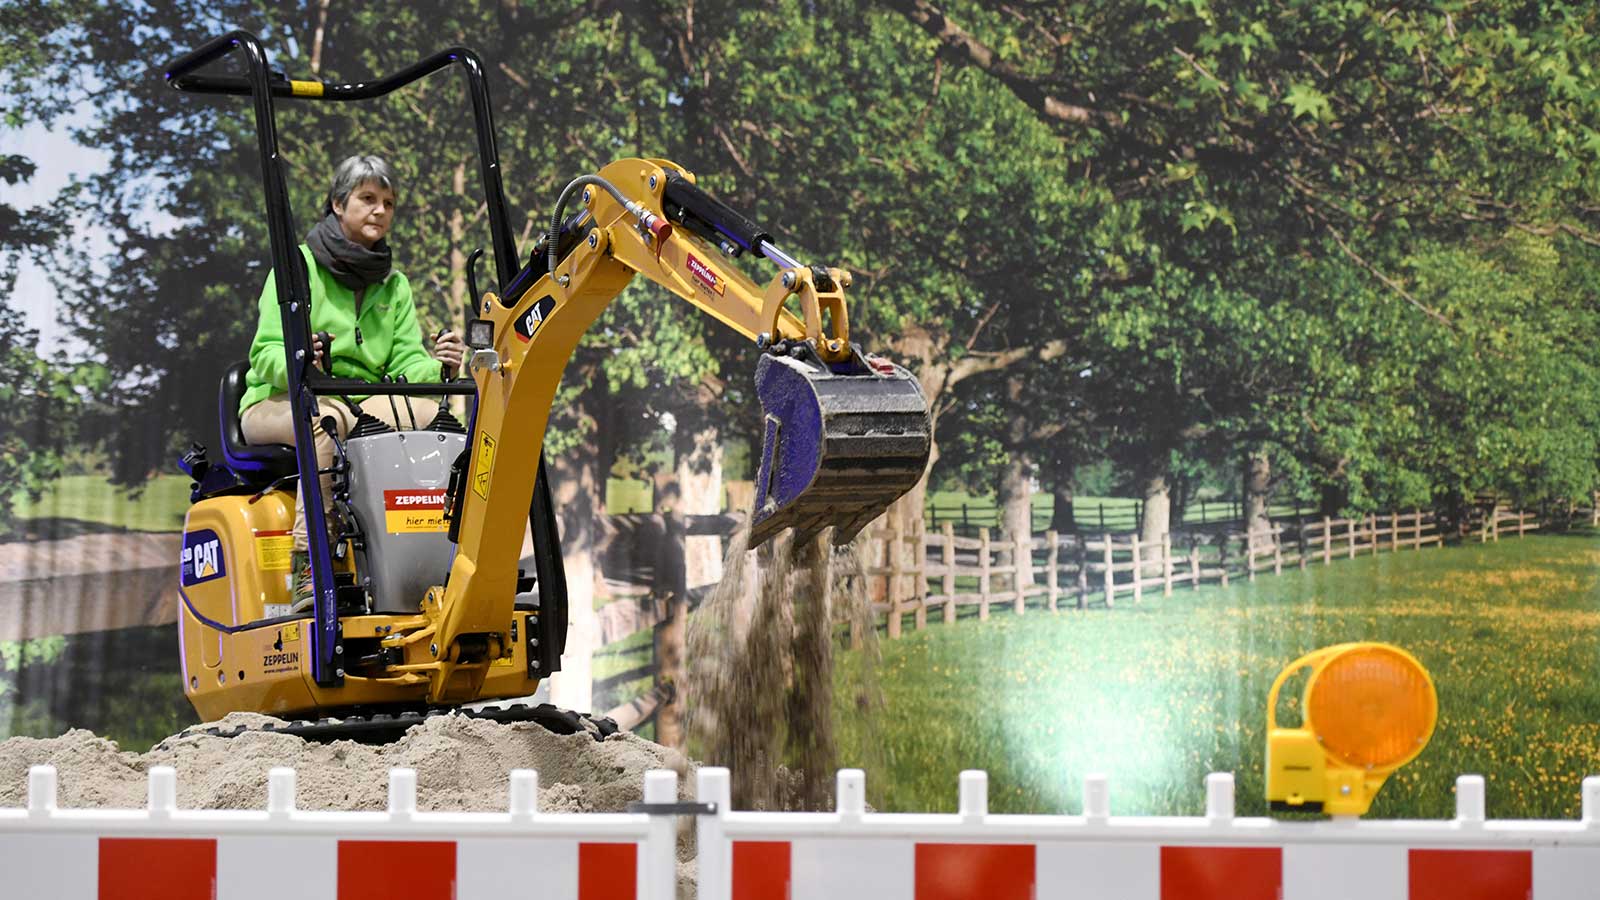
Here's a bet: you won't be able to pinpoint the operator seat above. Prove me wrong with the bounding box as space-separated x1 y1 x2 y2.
218 360 298 483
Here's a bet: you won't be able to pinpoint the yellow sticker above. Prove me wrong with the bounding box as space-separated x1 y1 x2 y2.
491 655 513 668
282 622 300 642
472 433 496 499
256 531 293 571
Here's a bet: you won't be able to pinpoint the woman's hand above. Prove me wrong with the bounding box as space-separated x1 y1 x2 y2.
432 329 466 378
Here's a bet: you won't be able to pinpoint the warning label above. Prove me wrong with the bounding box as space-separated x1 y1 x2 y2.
255 529 292 571
384 489 448 533
473 433 496 500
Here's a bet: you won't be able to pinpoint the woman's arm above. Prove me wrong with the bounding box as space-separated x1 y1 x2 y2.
386 274 445 384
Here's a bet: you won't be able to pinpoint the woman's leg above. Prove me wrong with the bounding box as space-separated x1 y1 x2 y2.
239 394 358 552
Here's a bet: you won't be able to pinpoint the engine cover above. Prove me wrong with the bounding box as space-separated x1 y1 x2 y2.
345 429 468 613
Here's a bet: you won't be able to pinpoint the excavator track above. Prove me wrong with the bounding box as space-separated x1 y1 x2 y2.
158 702 620 749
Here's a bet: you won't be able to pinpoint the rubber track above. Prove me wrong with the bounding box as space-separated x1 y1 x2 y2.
159 702 620 748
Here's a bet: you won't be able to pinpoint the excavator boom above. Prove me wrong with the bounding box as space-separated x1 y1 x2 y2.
430 158 931 701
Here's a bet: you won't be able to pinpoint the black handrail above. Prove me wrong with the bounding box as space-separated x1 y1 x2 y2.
167 45 520 290
166 31 346 686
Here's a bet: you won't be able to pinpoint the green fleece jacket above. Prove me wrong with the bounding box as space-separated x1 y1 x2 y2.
240 244 442 414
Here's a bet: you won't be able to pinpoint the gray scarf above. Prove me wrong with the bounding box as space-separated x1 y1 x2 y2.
306 213 392 295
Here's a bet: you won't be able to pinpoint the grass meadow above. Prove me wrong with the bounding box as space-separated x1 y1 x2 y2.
829 531 1600 820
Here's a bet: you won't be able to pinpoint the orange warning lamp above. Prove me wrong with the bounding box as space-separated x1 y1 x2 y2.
1266 642 1437 816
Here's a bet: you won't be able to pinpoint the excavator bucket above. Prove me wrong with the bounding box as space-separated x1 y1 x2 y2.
750 347 932 548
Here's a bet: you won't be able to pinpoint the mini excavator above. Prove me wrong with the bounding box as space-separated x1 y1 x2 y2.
165 33 930 740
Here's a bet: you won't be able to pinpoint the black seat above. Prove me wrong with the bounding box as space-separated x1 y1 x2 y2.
219 361 298 482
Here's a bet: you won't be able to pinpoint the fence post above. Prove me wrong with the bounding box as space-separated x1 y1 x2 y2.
1131 534 1143 604
914 521 929 631
1162 532 1173 597
1218 533 1230 588
1519 510 1528 538
1347 517 1357 559
979 527 992 621
1013 532 1028 617
1247 528 1257 583
942 521 957 625
1200 499 1208 524
1189 535 1201 589
1076 534 1089 609
1103 533 1115 607
886 517 903 640
1098 503 1106 531
1412 508 1422 550
1273 526 1283 575
1389 511 1398 552
1047 530 1060 612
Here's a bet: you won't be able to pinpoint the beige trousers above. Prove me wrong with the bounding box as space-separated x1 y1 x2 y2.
239 393 440 550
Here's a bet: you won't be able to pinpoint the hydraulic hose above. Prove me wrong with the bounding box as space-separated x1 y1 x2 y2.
547 175 634 275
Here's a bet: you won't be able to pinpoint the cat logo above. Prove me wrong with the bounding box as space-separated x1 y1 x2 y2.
513 296 558 343
180 529 226 586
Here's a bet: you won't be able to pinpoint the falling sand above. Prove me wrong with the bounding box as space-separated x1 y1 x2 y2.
687 523 882 810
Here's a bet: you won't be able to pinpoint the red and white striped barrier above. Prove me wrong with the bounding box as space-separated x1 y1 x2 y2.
694 768 1600 900
0 764 678 900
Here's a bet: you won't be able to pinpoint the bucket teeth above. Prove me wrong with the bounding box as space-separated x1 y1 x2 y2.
751 348 932 548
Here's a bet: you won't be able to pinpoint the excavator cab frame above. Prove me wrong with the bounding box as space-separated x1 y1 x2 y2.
164 32 567 689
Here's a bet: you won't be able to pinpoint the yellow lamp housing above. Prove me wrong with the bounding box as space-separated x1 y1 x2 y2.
1266 642 1437 817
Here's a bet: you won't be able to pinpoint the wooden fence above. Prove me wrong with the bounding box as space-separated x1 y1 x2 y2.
865 507 1567 638
593 496 1596 733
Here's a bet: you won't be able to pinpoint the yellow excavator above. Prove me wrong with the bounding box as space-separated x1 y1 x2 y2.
165 33 930 740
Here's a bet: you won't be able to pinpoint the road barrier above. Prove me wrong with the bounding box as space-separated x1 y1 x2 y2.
695 767 1600 900
0 764 678 900
10 763 1600 898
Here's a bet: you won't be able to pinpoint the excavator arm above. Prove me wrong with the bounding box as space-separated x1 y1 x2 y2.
418 157 931 702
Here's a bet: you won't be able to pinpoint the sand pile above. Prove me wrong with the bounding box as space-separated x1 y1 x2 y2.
0 712 693 813
1 713 702 896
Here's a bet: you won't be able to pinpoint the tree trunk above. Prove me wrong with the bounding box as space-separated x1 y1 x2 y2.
547 444 602 712
996 452 1035 589
542 357 607 713
1244 448 1273 546
1049 478 1076 533
675 411 724 590
448 162 469 332
1140 469 1171 574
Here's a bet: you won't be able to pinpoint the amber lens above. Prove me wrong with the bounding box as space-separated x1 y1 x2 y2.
1308 645 1436 768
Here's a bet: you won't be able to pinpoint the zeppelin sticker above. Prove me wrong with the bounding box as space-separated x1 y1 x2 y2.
686 253 726 296
384 489 449 533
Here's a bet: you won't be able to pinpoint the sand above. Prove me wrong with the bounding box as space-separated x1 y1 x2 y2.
687 526 881 810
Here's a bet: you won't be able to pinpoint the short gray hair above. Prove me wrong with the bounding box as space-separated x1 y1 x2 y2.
326 155 397 213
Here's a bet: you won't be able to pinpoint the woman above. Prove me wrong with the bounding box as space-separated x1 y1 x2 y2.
239 155 465 604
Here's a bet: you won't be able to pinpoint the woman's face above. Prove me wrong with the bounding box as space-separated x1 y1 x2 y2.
333 180 396 249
